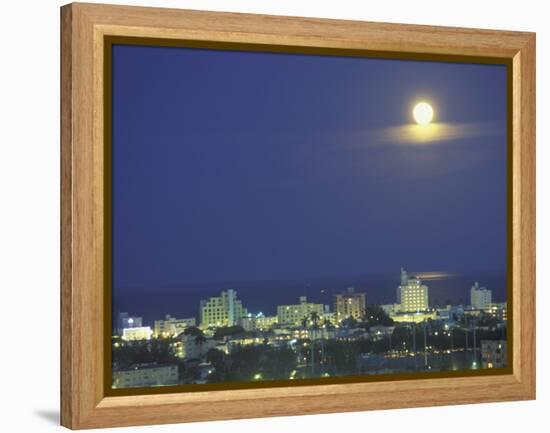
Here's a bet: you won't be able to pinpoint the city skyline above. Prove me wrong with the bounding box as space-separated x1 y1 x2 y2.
113 267 508 389
112 45 507 296
113 268 507 324
115 267 502 330
110 44 509 389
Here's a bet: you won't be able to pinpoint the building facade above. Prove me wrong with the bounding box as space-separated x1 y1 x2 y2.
240 313 278 331
174 334 218 360
333 287 366 323
116 312 143 335
481 340 507 368
153 314 196 337
121 326 153 341
390 311 436 323
277 296 324 326
112 364 178 388
396 267 429 312
487 302 507 321
470 282 492 309
200 289 247 328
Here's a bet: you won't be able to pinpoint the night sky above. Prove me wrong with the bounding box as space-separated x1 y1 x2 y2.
112 44 507 296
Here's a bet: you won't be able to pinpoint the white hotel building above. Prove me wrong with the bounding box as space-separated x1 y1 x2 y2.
276 296 325 326
153 314 196 337
470 282 492 310
121 326 153 341
200 289 247 328
396 267 429 312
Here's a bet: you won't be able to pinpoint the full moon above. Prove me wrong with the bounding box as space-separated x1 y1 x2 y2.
413 102 434 125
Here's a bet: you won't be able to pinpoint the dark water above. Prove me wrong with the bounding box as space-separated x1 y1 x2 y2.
113 271 507 326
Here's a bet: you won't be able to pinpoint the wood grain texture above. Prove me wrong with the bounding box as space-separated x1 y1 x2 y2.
512 34 536 396
60 2 536 429
60 4 73 429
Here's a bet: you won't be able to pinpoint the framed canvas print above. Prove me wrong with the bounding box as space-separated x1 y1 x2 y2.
60 2 536 429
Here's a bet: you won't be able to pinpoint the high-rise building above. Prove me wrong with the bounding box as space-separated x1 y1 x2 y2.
200 289 247 328
396 267 429 312
277 296 325 326
470 282 492 310
334 287 366 323
153 315 196 337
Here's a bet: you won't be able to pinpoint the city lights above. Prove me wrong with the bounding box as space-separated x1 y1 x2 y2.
112 268 507 389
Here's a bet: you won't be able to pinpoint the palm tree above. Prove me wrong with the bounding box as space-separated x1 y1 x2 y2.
309 312 321 376
310 311 320 326
323 318 334 329
309 312 322 340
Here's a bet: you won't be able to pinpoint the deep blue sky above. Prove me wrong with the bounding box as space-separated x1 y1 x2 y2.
112 44 507 295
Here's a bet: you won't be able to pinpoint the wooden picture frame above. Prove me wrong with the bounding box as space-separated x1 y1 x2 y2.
61 2 535 429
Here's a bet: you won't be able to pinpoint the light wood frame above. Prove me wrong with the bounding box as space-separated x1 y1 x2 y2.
61 2 536 429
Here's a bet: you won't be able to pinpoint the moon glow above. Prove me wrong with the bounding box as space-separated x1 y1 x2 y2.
413 102 434 125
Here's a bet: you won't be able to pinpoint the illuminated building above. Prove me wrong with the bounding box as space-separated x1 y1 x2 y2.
470 282 492 310
322 311 337 325
334 287 366 323
116 312 143 335
481 340 507 368
226 336 266 350
240 313 278 331
277 296 324 326
175 334 218 360
153 314 196 337
488 302 507 321
396 267 429 312
390 311 436 323
256 314 278 329
199 289 248 328
112 364 178 388
240 316 256 332
121 326 153 341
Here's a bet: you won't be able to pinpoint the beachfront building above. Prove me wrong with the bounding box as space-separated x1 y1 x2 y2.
470 282 492 310
153 314 196 337
173 334 218 360
396 267 429 312
116 312 143 335
240 313 278 331
333 287 367 323
390 311 436 324
121 326 153 341
277 296 325 326
199 289 248 328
